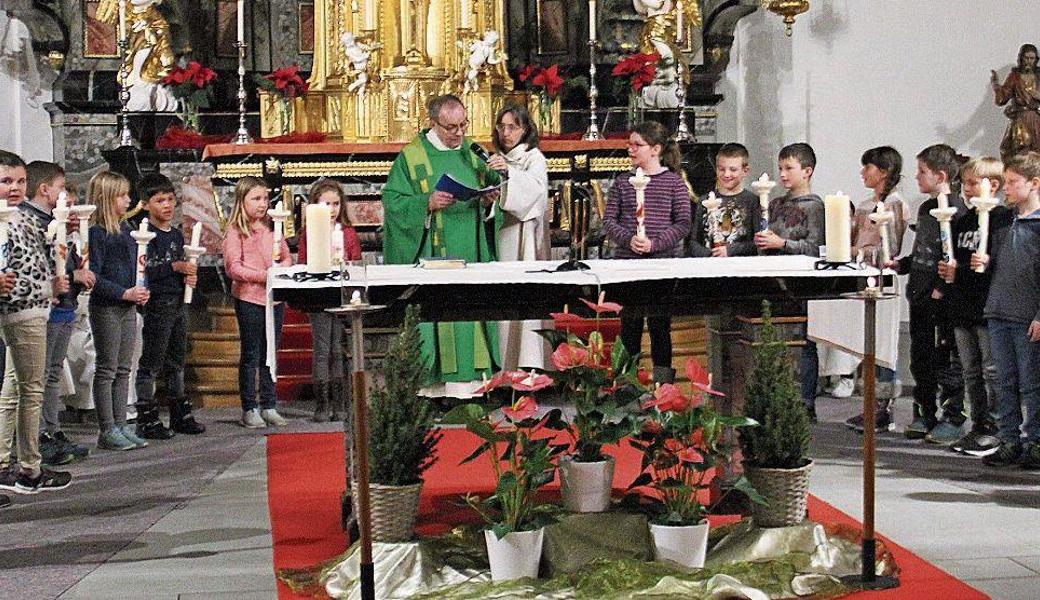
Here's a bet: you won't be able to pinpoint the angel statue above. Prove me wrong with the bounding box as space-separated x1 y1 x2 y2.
458 30 506 93
96 0 178 111
632 0 702 109
341 32 382 95
992 44 1040 160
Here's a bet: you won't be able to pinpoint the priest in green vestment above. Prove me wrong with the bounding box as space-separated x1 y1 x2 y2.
382 94 503 393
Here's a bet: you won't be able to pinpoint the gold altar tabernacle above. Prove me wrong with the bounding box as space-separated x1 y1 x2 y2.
261 0 515 141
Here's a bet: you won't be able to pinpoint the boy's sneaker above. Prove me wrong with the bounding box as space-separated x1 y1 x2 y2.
241 409 266 429
846 409 894 433
904 417 934 440
830 377 855 399
53 431 90 460
0 464 19 491
983 441 1023 467
39 432 75 466
13 468 72 494
260 408 288 427
925 420 964 445
952 431 1001 456
138 419 175 440
98 427 136 451
120 425 149 448
1019 442 1040 470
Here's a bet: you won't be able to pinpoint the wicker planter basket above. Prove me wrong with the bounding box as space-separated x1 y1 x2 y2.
365 481 424 542
744 460 813 527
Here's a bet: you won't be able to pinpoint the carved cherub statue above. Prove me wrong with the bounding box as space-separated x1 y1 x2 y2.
631 0 701 109
96 0 178 111
458 30 505 93
341 32 382 95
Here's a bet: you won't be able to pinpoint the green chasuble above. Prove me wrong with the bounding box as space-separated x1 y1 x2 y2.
382 131 503 384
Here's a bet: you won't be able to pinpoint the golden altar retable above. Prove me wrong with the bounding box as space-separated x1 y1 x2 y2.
262 0 516 142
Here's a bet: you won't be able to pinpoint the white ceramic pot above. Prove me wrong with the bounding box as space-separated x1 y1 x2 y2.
650 521 710 568
559 455 615 513
484 528 544 581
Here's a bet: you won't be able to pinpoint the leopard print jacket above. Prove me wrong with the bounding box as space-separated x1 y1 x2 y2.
0 204 54 321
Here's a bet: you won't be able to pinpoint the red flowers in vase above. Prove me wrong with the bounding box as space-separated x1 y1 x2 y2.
161 61 218 131
518 64 566 99
612 52 661 92
255 64 310 101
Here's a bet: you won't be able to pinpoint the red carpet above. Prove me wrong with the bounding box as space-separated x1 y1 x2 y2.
267 430 988 600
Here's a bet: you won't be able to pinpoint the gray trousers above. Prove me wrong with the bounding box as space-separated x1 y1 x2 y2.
43 320 75 434
310 311 344 382
954 324 998 432
90 303 137 430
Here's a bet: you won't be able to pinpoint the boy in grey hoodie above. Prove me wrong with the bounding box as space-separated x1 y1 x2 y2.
979 152 1040 470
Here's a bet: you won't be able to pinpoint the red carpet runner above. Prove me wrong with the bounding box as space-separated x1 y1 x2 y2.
267 430 988 600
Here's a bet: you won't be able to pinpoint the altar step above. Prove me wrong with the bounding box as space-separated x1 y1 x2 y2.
187 305 240 407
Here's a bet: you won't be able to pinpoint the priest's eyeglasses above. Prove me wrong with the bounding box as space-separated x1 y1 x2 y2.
435 119 470 134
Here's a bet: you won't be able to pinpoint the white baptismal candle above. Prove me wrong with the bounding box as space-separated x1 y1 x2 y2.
823 191 852 262
306 203 332 273
190 221 202 247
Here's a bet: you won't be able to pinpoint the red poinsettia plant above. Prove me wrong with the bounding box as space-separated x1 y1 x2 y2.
441 370 570 539
255 64 310 101
612 52 661 93
518 64 566 99
540 294 651 463
161 61 218 131
625 358 760 526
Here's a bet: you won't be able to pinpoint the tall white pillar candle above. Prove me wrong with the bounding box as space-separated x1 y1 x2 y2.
118 0 127 41
130 218 156 288
237 0 245 43
823 191 852 263
588 0 597 41
183 222 205 304
364 0 377 30
460 0 472 29
306 203 332 273
331 223 344 266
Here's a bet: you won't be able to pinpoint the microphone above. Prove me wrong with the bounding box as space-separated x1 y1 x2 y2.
470 142 508 180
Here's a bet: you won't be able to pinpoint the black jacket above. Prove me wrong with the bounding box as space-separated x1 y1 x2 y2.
897 195 966 306
946 204 1014 326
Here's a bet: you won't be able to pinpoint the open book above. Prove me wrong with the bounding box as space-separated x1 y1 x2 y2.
434 173 501 201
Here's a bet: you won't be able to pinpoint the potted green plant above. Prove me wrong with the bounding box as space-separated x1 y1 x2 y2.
366 304 442 542
540 295 646 513
626 358 758 567
739 300 814 527
441 371 569 581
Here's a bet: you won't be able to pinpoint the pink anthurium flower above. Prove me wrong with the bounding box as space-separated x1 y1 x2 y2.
503 395 538 422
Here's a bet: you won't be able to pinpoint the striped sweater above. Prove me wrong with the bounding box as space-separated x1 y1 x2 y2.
603 169 692 259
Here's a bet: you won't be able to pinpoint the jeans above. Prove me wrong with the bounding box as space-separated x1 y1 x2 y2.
309 310 344 382
620 312 672 368
0 315 48 474
235 299 284 411
954 324 998 433
43 320 76 434
988 318 1040 444
909 300 964 425
135 295 187 409
800 339 818 408
90 303 137 430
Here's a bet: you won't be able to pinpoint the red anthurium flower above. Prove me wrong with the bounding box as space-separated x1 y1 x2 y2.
533 64 564 98
474 371 514 395
686 358 725 397
552 343 588 371
512 371 554 392
503 395 539 422
642 383 691 413
551 311 585 326
580 296 623 315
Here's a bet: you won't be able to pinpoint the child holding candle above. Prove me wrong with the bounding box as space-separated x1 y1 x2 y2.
26 162 94 463
0 151 72 495
840 147 910 432
297 180 361 422
133 174 206 438
887 144 966 440
689 143 761 257
88 171 150 451
974 152 1040 469
222 177 293 429
752 143 824 419
602 121 691 383
936 158 1013 452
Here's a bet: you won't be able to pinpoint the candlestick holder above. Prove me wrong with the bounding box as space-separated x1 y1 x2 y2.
234 40 253 145
116 37 135 148
673 82 694 142
583 39 602 141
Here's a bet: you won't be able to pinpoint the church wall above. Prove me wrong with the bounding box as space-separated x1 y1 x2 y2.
0 72 53 162
717 1 1040 205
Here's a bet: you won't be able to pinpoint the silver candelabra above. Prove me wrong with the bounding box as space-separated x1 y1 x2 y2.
116 37 135 148
234 41 253 145
673 78 694 142
583 39 602 141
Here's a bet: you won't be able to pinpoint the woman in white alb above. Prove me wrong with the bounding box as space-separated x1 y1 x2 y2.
487 105 551 370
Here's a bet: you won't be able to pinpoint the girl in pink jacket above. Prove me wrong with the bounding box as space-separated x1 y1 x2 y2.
222 176 292 429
